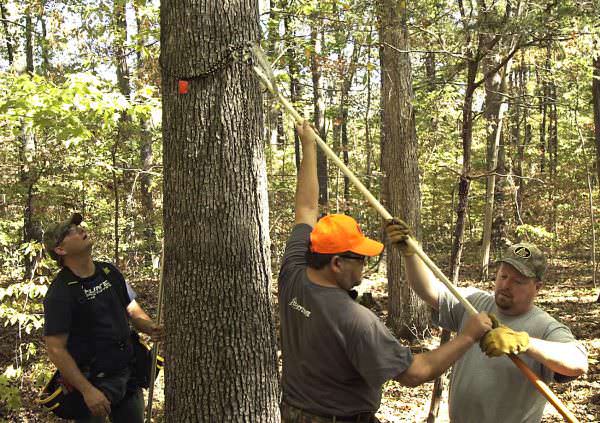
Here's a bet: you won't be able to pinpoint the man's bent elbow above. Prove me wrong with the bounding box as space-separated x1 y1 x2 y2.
394 361 431 387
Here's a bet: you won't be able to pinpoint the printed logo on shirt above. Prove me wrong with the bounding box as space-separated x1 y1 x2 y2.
83 280 112 301
289 297 311 318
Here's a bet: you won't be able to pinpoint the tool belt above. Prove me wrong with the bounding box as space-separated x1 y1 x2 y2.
36 332 164 419
281 401 380 423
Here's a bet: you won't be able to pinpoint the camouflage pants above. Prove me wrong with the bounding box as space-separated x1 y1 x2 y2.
280 402 380 423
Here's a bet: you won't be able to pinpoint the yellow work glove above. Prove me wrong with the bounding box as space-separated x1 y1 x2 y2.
480 322 530 357
385 219 415 256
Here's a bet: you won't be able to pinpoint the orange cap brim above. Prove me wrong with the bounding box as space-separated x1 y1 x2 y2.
349 237 384 257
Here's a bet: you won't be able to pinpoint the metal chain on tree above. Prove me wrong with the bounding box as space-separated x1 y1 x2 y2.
160 41 252 81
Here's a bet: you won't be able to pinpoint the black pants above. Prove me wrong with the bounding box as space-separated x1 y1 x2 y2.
74 388 144 423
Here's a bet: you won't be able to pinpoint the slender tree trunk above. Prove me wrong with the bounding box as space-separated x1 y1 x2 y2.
450 58 478 284
134 0 159 260
284 12 301 171
378 0 426 339
338 41 360 212
593 54 600 301
39 0 50 74
25 12 34 74
364 26 374 191
21 6 40 279
427 329 451 422
310 21 328 211
161 1 280 421
539 46 550 174
480 45 510 281
111 0 132 267
548 81 558 250
593 55 600 188
511 67 525 224
0 2 14 65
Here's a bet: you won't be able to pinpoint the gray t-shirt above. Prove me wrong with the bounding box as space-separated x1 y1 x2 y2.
435 287 585 423
278 224 413 416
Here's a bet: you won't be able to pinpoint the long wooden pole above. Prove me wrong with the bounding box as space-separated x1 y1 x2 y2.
251 44 578 423
145 247 165 423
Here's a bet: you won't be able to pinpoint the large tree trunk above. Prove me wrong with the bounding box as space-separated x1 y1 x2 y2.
378 0 426 340
161 1 280 421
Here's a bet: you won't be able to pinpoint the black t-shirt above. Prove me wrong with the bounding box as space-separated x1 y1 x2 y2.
43 262 137 372
278 224 413 416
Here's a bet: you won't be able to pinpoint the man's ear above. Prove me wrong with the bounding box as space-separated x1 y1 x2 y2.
54 246 67 257
330 256 343 274
535 280 543 292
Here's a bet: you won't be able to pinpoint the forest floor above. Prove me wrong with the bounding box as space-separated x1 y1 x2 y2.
2 258 598 422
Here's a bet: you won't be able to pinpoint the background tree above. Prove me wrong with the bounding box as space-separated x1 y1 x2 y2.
378 0 425 339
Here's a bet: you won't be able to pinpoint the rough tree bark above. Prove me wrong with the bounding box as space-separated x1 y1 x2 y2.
378 0 426 339
161 1 280 421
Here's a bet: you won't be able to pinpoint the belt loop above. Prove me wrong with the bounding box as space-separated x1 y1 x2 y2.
332 417 336 423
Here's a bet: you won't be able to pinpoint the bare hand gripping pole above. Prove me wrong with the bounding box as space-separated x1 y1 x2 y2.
250 44 579 423
145 247 165 423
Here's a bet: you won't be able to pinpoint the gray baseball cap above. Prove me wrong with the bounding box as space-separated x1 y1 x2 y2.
43 213 84 262
498 242 547 281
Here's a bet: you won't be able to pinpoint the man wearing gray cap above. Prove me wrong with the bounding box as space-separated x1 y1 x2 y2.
42 213 163 422
386 222 588 423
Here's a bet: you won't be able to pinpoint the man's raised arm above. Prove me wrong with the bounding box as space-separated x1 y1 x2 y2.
386 221 443 310
294 121 319 227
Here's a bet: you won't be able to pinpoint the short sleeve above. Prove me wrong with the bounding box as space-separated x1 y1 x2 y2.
347 316 413 388
103 262 136 305
542 319 587 383
43 281 74 336
278 224 312 289
125 281 137 303
433 287 482 332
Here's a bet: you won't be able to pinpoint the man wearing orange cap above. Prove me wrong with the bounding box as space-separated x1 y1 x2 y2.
278 121 493 423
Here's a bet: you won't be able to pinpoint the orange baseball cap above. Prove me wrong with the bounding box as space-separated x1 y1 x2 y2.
310 214 383 256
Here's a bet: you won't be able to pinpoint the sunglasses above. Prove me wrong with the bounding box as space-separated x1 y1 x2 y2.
55 225 78 247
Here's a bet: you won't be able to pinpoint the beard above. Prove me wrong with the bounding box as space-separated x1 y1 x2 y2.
495 291 512 309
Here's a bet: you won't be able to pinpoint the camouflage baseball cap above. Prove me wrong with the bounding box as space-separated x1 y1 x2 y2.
43 213 83 261
498 242 547 281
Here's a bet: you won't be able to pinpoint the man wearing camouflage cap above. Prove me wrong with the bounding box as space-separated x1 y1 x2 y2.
386 223 588 423
43 213 163 422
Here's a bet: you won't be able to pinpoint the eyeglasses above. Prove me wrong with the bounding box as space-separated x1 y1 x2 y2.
338 254 368 265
